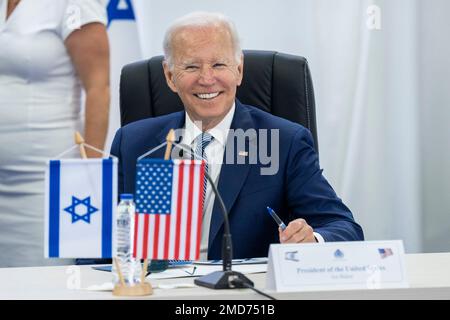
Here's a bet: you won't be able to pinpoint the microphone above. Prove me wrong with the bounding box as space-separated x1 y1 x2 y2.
175 143 254 289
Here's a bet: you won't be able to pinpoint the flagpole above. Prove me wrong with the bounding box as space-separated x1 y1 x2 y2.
164 129 176 160
140 259 149 285
114 256 126 287
74 131 88 159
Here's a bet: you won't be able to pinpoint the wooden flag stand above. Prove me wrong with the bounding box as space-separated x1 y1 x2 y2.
75 130 175 296
112 257 153 296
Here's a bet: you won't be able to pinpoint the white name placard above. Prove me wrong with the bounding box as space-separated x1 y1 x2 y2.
266 240 408 292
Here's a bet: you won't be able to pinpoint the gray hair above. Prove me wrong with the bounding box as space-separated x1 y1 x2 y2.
163 12 242 68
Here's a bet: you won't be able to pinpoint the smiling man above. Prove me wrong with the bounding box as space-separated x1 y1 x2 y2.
111 12 364 260
162 18 243 131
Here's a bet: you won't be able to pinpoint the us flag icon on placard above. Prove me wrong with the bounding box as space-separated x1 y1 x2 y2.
133 159 206 260
378 248 393 259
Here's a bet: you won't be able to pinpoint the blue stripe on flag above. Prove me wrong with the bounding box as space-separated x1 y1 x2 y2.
49 160 61 257
102 159 113 258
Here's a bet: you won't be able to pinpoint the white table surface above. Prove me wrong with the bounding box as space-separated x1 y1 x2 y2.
0 253 449 299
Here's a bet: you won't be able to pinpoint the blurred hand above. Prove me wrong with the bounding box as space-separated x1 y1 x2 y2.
279 218 317 244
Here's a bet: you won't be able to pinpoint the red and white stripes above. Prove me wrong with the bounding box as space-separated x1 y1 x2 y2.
133 160 205 260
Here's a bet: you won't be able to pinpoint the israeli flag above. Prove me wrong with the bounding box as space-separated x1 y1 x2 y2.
104 0 142 151
45 159 118 258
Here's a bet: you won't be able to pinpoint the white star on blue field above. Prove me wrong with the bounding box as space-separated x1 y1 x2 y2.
64 196 99 224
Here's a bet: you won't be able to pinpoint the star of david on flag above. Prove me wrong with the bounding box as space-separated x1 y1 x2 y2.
133 159 206 260
45 159 118 258
64 196 99 223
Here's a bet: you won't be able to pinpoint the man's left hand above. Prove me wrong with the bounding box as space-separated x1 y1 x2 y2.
279 218 317 243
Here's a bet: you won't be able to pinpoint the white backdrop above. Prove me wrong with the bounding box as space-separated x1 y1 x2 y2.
109 0 450 253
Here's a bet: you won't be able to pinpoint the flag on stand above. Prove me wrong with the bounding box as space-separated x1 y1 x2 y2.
133 159 206 260
45 159 118 258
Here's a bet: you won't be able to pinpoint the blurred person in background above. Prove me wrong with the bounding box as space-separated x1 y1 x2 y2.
0 0 110 267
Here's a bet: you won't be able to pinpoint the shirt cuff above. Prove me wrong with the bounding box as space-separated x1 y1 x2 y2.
313 232 325 243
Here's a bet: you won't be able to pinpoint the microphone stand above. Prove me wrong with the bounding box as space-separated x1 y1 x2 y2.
193 170 254 289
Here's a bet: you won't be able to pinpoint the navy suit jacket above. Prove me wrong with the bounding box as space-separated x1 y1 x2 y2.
111 100 364 259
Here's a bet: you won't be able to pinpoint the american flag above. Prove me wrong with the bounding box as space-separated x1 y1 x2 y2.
378 248 393 259
133 159 206 260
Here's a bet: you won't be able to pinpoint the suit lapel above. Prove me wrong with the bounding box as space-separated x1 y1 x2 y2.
208 101 256 246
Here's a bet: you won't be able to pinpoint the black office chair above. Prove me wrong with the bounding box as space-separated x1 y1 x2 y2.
119 50 319 153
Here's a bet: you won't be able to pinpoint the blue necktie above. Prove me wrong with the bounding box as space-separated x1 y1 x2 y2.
193 132 214 201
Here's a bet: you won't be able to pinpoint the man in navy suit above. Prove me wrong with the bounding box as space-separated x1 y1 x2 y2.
111 12 364 259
